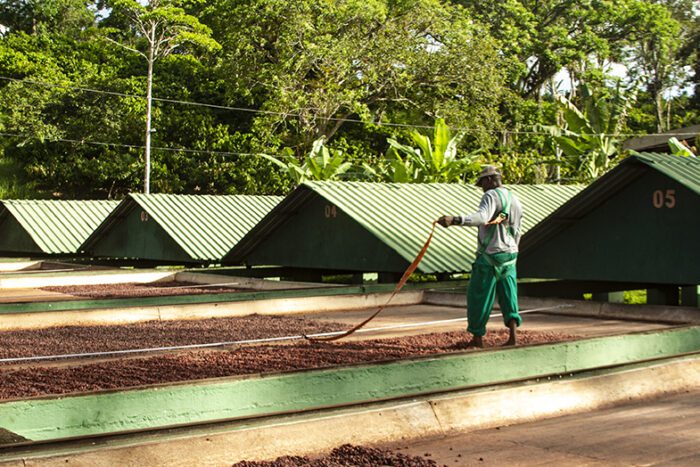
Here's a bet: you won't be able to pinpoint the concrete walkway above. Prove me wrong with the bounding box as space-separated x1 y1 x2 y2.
384 390 700 466
0 288 80 303
300 302 672 341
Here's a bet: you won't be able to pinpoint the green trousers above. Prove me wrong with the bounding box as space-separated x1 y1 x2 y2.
467 252 521 337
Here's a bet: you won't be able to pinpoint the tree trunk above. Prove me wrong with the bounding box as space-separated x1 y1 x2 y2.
655 92 665 133
652 77 665 133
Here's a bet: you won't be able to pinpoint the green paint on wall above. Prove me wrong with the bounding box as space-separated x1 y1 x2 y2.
0 213 41 254
0 280 462 315
520 171 700 284
90 205 191 263
246 195 410 272
0 326 698 441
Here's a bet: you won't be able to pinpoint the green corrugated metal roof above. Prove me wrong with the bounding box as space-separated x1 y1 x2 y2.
226 182 583 274
0 200 119 254
84 194 283 262
633 152 700 196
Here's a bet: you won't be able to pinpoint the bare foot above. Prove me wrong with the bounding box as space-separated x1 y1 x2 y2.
466 335 484 348
502 319 517 346
453 335 483 349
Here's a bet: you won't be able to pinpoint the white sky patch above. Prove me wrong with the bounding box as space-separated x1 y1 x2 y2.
552 61 629 92
552 60 693 98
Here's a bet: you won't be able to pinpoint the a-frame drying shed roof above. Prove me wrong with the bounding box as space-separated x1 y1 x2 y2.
0 200 118 255
223 181 583 274
519 153 700 284
81 194 283 263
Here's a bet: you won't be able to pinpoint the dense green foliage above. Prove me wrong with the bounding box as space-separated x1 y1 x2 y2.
0 0 698 198
364 118 480 183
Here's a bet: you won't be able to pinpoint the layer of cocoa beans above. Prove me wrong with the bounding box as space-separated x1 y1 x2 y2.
40 281 243 299
0 315 341 360
0 314 577 400
232 444 439 466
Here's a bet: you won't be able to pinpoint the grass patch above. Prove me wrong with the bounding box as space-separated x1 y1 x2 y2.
624 289 647 304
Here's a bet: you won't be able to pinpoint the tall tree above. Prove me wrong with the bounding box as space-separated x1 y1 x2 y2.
622 1 685 132
0 0 95 35
206 0 506 158
456 0 638 98
102 0 219 193
0 28 148 198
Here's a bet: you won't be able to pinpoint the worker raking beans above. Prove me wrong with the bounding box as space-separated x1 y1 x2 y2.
437 166 524 348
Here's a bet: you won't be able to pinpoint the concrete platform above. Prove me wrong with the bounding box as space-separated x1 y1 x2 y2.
385 389 700 466
299 302 673 341
2 354 697 466
0 289 80 304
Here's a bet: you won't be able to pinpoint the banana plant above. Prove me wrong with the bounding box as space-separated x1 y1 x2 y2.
262 137 353 184
367 118 478 183
667 137 696 157
542 83 637 182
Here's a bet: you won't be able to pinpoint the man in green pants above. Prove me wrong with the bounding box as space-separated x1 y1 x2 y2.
437 166 523 348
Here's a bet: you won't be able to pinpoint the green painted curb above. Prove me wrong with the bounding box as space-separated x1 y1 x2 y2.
2 326 698 442
0 280 467 315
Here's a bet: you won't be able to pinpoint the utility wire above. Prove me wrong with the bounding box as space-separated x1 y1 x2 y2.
0 131 263 159
0 131 436 162
2 75 698 138
0 130 493 162
0 76 438 131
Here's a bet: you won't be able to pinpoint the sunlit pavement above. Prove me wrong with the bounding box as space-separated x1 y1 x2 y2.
383 389 700 466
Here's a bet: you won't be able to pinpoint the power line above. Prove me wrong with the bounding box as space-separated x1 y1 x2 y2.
0 132 262 158
2 75 698 138
0 76 439 131
0 131 424 162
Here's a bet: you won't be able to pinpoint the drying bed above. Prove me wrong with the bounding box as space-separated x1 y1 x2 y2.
0 327 576 400
2 326 696 443
0 314 343 359
233 444 438 466
39 281 243 299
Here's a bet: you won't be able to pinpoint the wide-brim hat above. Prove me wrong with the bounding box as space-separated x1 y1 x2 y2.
475 165 501 186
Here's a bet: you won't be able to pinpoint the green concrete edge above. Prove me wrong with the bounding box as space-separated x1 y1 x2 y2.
0 280 468 315
1 326 698 442
3 353 697 462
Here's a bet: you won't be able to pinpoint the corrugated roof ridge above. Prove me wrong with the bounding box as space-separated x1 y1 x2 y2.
127 194 197 259
127 193 282 261
302 181 584 273
132 194 224 260
631 152 700 196
1 199 119 254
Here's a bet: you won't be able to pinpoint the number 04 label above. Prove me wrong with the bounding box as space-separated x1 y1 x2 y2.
652 189 676 209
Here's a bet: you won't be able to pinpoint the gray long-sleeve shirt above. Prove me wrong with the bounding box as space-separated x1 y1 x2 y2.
456 187 523 255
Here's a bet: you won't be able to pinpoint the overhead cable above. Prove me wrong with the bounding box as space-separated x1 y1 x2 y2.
2 75 698 138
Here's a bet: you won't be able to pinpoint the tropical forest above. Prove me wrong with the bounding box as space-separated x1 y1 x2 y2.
0 0 698 199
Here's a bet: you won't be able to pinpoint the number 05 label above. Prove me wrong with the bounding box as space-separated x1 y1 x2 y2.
652 189 675 209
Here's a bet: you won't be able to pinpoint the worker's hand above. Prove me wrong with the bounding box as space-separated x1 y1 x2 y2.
486 213 507 225
437 215 454 227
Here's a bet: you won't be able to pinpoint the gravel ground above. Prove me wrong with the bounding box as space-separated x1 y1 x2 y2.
41 281 244 298
233 444 439 466
0 324 576 400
